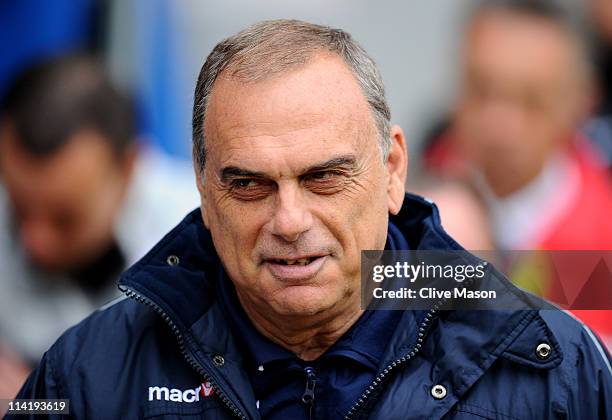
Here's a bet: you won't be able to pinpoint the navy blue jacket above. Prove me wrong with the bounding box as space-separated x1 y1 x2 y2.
9 194 612 419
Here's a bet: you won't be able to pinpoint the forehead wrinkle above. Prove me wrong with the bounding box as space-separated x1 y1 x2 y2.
214 103 359 141
219 122 329 145
213 109 365 158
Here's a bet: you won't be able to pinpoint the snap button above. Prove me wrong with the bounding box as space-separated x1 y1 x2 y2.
166 255 180 266
212 355 225 367
431 384 447 400
536 343 552 360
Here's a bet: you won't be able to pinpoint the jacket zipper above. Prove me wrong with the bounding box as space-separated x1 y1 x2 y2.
344 307 438 420
301 366 317 419
120 285 248 420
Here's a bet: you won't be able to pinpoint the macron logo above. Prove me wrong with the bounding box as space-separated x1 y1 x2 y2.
148 382 215 403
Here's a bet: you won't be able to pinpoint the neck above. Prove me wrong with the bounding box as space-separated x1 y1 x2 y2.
236 291 363 361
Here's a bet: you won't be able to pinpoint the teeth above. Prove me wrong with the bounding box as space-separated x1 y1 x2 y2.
272 258 312 265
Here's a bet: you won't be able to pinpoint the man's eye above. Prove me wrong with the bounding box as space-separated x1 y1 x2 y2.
308 171 337 181
303 171 346 194
228 178 273 201
232 179 257 189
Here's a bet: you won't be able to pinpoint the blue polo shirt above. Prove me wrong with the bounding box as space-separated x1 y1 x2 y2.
216 222 407 419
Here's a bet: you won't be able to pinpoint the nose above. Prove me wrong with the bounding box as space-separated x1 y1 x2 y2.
269 182 313 242
478 97 525 138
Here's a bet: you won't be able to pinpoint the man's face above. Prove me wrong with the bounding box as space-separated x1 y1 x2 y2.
454 11 590 196
199 54 406 318
0 126 132 272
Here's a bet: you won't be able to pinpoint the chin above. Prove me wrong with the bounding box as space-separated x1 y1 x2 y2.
271 283 351 317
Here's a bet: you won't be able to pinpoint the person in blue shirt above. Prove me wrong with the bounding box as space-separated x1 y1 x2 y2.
8 19 611 419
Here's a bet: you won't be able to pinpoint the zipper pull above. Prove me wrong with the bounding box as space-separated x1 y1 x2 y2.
301 366 317 407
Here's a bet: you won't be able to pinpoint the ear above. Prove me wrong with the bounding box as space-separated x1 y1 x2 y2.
194 162 210 228
386 124 408 215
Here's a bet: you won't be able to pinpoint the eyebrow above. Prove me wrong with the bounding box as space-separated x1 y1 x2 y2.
304 155 358 173
219 154 358 182
220 167 267 182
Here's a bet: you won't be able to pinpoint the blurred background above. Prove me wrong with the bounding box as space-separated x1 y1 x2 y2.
1 0 611 400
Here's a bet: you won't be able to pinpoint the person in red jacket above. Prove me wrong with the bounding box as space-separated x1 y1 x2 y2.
423 0 612 345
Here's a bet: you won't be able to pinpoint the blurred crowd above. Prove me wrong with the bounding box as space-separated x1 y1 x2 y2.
0 0 611 400
418 0 612 349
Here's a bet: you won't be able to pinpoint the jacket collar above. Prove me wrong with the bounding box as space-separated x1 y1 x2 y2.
383 195 563 415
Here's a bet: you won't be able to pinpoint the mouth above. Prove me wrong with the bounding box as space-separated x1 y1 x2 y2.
268 257 319 266
263 255 328 281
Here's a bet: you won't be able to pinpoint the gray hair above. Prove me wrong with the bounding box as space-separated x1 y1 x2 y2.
192 19 391 173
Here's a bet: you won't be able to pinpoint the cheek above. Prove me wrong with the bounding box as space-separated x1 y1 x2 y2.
205 193 265 268
91 184 123 229
69 199 116 251
355 199 389 250
324 180 388 259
